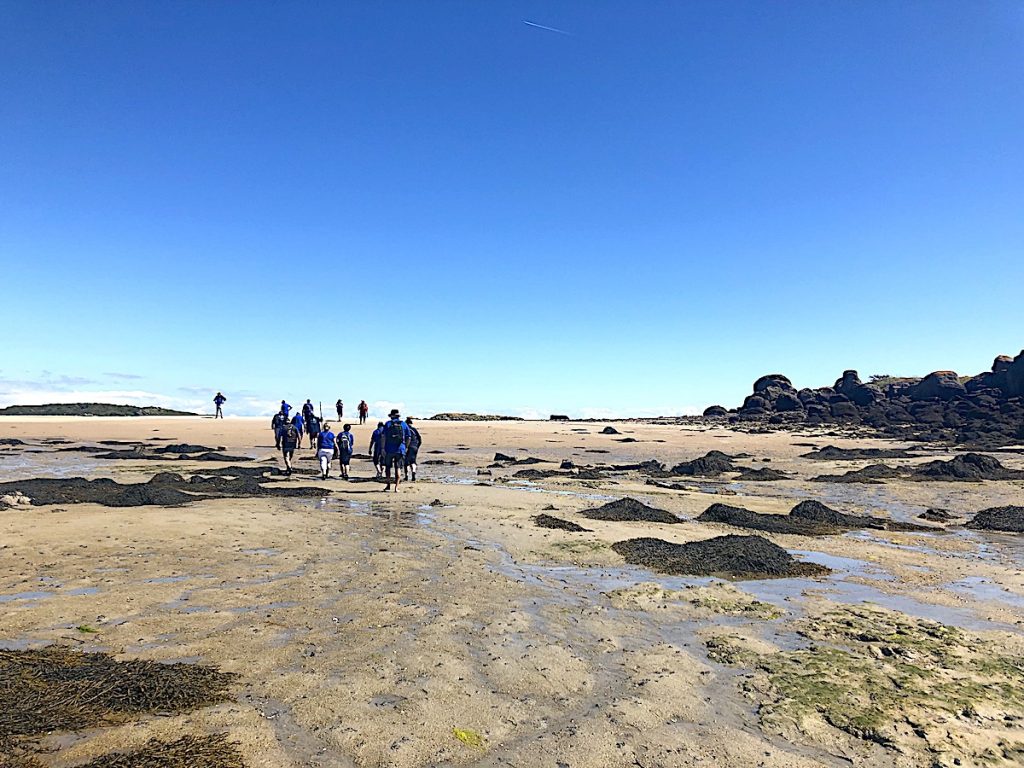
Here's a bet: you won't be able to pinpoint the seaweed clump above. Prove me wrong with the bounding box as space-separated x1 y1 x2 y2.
965 505 1024 533
0 647 238 763
533 514 591 532
611 534 828 579
580 498 680 524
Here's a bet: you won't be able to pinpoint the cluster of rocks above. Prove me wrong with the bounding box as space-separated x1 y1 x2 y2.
704 351 1024 447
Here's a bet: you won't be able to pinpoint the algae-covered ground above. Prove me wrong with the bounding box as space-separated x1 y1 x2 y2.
708 606 1024 766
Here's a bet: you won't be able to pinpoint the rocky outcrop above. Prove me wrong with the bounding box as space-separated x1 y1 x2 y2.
728 350 1024 447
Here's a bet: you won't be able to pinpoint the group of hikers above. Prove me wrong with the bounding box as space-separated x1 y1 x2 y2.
213 393 372 425
271 399 420 491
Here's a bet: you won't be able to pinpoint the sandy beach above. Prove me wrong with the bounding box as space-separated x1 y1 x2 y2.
2 416 1024 767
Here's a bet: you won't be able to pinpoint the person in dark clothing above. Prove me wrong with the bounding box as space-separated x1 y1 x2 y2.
336 399 344 419
358 400 369 425
404 417 421 481
369 421 385 478
279 418 300 475
271 411 287 449
213 392 226 418
337 423 354 480
306 414 321 451
302 399 315 420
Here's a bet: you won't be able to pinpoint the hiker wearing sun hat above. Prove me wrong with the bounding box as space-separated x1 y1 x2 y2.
382 408 411 492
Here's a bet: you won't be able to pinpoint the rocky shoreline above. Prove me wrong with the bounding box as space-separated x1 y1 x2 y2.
702 349 1024 448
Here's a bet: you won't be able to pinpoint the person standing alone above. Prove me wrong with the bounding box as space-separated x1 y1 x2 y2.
213 392 226 419
358 400 369 425
336 399 344 420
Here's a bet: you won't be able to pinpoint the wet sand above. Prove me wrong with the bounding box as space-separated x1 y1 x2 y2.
2 417 1024 767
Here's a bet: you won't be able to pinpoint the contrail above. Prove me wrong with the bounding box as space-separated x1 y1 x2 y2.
522 19 572 35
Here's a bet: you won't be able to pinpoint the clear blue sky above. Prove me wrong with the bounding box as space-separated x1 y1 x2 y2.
2 2 1022 417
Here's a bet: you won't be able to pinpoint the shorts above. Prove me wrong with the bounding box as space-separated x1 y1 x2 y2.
338 451 352 466
384 453 404 471
281 443 297 457
405 448 419 465
373 452 384 465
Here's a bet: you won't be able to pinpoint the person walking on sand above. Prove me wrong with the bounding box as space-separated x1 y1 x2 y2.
271 411 287 449
337 423 355 480
279 417 300 475
358 400 369 425
369 421 385 478
280 400 292 418
302 399 315 420
336 399 344 420
306 413 321 452
404 417 421 482
316 422 337 480
213 392 226 419
291 410 305 449
383 408 411 492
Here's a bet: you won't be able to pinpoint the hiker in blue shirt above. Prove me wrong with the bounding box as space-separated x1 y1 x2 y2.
316 423 337 480
383 408 412 492
291 412 305 449
369 422 385 478
337 424 355 480
213 392 226 419
280 400 292 418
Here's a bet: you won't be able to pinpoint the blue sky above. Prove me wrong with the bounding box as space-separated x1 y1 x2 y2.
2 1 1022 417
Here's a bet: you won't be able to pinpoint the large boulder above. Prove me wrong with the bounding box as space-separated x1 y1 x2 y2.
703 405 729 418
774 392 804 412
832 370 862 395
741 394 771 413
1005 351 1024 398
908 371 966 401
753 374 793 394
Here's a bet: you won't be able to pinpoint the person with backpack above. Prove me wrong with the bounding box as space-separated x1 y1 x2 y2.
358 400 369 425
369 421 385 478
337 423 355 480
291 411 305 449
279 417 300 475
271 411 287 449
302 399 315 420
306 414 321 451
316 422 337 480
213 392 226 419
382 408 412 492
335 399 344 419
404 417 421 482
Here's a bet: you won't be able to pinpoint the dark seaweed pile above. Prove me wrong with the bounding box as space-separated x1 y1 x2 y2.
579 498 680 524
533 514 591 532
697 504 838 536
0 647 236 758
670 451 738 477
800 445 921 460
0 466 328 508
611 535 829 579
964 506 1024 533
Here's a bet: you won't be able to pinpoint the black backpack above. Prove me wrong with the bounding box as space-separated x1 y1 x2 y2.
386 419 405 443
